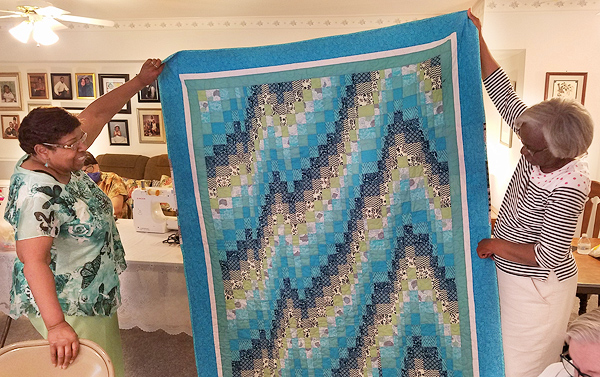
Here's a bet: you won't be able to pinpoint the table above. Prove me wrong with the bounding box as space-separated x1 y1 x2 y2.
572 238 600 315
0 219 192 336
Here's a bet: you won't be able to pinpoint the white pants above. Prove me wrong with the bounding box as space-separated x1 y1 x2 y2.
496 267 577 377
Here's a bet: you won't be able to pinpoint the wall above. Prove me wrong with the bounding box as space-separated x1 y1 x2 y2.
0 60 166 179
1 9 599 202
0 14 437 62
482 49 526 209
482 10 600 207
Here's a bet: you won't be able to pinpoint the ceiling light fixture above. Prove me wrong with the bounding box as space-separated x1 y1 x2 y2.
3 6 114 46
31 18 59 45
8 20 33 43
10 17 59 46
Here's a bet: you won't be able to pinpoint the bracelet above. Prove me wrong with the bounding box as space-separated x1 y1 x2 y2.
46 320 68 331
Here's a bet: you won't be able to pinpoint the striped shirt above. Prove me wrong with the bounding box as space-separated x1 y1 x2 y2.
483 68 590 281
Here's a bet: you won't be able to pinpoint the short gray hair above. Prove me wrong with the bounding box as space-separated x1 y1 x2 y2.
566 308 600 344
515 97 594 159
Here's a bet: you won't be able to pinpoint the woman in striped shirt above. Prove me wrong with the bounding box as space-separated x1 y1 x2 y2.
468 10 594 377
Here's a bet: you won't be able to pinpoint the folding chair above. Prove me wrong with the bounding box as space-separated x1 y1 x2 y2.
0 338 114 376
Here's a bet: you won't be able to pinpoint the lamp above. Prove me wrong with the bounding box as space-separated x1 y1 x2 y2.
8 21 33 43
9 17 59 46
32 18 58 45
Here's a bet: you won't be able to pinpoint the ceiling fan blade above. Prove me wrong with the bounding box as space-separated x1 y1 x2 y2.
0 9 24 15
44 17 68 31
54 14 114 27
35 6 69 18
0 14 24 19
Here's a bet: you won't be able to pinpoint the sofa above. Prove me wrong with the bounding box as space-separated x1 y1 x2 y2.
95 153 171 182
95 153 173 218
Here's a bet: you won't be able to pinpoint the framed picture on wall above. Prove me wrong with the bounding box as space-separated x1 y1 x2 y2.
108 119 130 146
50 73 73 100
137 79 160 103
28 102 51 112
0 72 22 110
63 106 84 115
499 79 516 148
75 73 96 99
499 121 513 147
544 72 587 104
27 73 49 99
138 108 165 143
1 115 20 139
99 74 131 113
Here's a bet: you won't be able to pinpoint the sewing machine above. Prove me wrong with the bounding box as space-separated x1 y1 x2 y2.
132 187 178 233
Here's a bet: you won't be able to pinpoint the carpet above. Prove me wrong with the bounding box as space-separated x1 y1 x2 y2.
0 313 197 377
159 11 503 376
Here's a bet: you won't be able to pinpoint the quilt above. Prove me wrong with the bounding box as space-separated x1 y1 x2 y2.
159 11 503 377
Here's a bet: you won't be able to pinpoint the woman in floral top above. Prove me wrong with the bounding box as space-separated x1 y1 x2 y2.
5 59 163 375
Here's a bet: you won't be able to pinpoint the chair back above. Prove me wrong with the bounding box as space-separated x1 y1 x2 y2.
0 338 114 377
577 180 600 238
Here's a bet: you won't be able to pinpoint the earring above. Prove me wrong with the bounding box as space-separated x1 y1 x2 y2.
44 161 49 168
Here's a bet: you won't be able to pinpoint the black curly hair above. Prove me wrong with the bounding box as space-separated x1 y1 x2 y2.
18 107 81 154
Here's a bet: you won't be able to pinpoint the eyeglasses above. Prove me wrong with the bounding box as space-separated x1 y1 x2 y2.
523 145 548 157
516 132 548 157
43 131 87 150
561 351 592 377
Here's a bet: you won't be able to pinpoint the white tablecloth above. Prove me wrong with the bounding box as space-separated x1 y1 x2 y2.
0 219 192 335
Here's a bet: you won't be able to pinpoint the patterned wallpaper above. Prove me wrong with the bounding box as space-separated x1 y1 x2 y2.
0 0 598 32
487 0 599 10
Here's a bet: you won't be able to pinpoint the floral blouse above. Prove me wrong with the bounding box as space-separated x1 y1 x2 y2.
5 155 127 318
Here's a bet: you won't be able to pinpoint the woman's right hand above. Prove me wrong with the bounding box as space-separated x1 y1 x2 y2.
47 321 80 369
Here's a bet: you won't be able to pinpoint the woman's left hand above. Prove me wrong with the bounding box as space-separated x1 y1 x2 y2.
137 58 164 86
477 238 539 266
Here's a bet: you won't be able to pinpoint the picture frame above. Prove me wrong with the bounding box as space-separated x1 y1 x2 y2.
499 79 516 148
544 72 587 105
0 72 22 110
50 73 73 100
75 73 96 99
63 106 84 115
137 79 160 103
28 102 51 112
1 115 20 139
108 119 130 146
99 74 131 113
27 73 49 99
499 121 513 147
138 109 165 143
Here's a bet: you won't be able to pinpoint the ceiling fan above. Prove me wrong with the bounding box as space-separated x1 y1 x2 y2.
0 5 114 45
